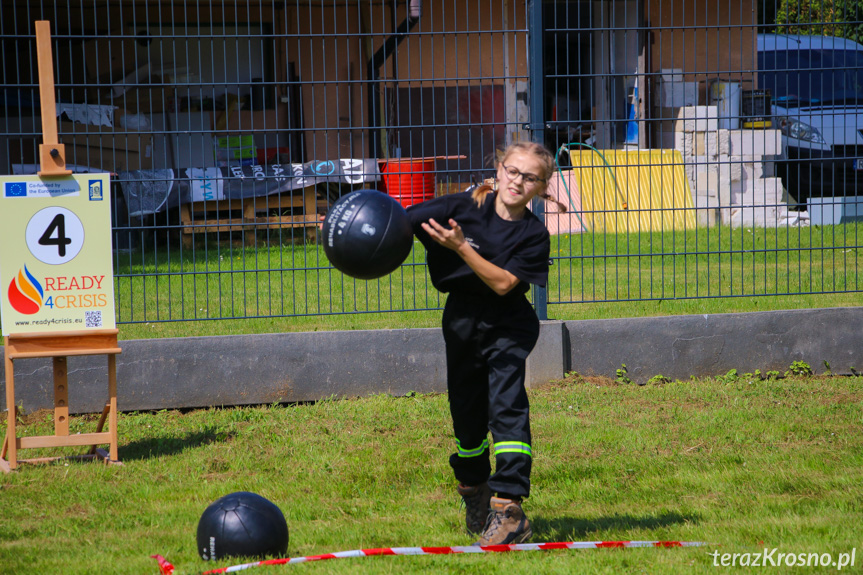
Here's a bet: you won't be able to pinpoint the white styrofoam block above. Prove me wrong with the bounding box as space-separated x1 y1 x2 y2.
693 171 708 188
690 172 719 201
695 194 720 227
706 156 766 183
708 159 739 184
724 204 788 228
696 161 739 198
694 132 707 156
706 130 730 157
674 106 718 132
675 131 708 157
674 132 692 155
683 155 711 191
777 211 811 227
718 180 732 207
739 157 766 180
731 177 786 207
722 129 782 157
695 171 719 197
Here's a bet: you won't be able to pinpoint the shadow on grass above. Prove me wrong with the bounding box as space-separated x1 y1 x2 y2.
532 511 699 541
118 426 234 461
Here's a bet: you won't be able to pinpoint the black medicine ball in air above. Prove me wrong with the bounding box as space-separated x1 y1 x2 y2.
197 491 289 561
322 189 414 280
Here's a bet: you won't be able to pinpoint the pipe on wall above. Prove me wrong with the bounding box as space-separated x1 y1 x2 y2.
367 0 423 158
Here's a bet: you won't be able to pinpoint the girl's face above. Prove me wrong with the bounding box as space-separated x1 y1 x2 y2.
495 150 547 214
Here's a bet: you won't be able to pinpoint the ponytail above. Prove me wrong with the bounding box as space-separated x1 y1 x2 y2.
539 190 568 213
471 179 496 208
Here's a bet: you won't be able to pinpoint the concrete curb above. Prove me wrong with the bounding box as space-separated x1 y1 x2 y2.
1 307 861 414
565 307 863 383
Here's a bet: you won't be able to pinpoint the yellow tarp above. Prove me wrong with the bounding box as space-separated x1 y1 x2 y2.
568 149 696 233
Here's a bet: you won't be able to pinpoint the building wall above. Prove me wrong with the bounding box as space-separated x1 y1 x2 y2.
648 0 756 99
0 1 756 168
291 1 529 164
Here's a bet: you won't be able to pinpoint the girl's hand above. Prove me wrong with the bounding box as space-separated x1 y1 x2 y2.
421 218 466 252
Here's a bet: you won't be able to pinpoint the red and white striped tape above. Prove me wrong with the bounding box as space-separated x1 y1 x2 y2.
152 540 707 574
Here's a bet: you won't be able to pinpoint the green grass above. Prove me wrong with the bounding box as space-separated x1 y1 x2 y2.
113 223 863 340
2 371 862 574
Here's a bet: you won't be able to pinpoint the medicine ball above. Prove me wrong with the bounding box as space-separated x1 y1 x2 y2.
197 491 289 561
322 189 414 280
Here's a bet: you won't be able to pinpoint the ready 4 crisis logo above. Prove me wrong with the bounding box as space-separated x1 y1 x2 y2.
7 265 43 314
7 265 107 314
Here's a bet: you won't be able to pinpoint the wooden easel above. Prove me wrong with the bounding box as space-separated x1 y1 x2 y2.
0 22 122 472
1 331 122 472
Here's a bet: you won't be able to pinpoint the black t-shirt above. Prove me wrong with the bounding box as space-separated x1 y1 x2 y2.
406 191 550 296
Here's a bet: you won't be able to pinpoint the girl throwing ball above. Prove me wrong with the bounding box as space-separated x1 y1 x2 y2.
408 141 561 545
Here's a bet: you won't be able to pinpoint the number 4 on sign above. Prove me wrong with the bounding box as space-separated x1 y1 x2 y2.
25 207 84 265
39 213 73 257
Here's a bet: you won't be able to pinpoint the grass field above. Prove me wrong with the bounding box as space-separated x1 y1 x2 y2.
2 223 860 573
2 370 861 574
113 222 862 340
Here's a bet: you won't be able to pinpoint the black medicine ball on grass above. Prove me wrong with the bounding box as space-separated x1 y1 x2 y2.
322 189 414 280
197 491 289 561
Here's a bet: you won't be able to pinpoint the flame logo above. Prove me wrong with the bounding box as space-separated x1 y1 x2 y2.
7 266 43 314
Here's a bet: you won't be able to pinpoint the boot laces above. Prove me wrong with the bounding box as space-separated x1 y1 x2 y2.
480 508 505 541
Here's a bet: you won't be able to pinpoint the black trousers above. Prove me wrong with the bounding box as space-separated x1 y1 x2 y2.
442 291 540 499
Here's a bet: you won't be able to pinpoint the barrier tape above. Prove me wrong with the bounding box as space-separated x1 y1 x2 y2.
152 540 707 574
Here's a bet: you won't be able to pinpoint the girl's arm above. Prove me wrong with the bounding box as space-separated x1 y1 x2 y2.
420 217 520 296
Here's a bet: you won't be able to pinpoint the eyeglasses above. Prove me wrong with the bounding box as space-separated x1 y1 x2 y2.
500 163 545 186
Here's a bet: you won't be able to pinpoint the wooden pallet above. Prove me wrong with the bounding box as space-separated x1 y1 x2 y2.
179 186 318 246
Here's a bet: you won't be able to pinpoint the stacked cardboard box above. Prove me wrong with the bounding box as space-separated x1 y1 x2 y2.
673 106 787 228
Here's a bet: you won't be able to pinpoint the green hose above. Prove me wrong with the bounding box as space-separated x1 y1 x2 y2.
554 142 630 232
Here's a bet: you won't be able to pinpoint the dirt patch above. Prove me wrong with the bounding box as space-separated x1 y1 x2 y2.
584 375 619 387
540 373 619 388
12 408 55 426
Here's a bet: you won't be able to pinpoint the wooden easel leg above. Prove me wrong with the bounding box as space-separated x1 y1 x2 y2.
108 354 118 461
88 402 110 455
53 357 69 436
1 405 17 461
4 345 17 470
0 432 11 472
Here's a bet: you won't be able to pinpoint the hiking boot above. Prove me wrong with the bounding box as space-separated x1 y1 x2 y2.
457 482 492 534
473 496 532 546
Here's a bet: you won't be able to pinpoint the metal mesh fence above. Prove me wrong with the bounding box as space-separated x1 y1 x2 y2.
1 1 860 325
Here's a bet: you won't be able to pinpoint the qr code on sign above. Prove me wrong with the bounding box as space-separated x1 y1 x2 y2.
84 311 102 328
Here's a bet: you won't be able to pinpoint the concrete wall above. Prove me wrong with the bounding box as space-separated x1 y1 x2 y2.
566 307 862 382
2 307 861 415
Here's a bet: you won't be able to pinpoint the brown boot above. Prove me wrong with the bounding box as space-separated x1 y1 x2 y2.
457 482 492 534
473 496 532 546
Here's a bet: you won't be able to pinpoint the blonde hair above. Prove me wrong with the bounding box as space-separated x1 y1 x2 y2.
471 141 566 213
